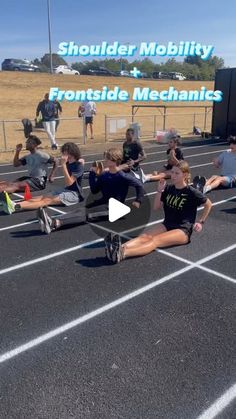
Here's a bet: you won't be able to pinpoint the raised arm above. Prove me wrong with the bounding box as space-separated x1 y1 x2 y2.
13 144 23 167
153 179 166 210
48 156 59 183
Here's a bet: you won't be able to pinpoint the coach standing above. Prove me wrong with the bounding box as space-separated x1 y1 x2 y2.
36 93 58 150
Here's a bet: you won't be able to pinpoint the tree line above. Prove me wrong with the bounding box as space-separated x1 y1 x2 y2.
33 54 225 80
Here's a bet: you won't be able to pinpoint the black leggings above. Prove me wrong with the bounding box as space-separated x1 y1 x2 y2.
55 203 109 227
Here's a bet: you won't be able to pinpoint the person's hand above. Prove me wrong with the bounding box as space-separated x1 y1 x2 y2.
193 222 203 233
157 179 166 192
132 201 140 209
16 144 23 152
127 159 135 168
118 163 129 171
48 175 54 183
61 155 68 165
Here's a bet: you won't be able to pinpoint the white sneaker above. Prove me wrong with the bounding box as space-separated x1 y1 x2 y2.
37 207 54 234
203 185 211 194
140 168 149 184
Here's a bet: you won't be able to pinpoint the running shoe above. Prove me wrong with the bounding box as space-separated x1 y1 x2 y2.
37 207 54 234
111 234 124 264
193 175 206 193
140 168 150 184
0 191 16 214
51 144 58 150
104 233 113 261
203 184 211 194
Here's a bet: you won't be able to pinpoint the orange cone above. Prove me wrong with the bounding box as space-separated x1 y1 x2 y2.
24 184 32 200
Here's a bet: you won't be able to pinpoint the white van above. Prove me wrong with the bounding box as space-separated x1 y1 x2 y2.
169 72 186 81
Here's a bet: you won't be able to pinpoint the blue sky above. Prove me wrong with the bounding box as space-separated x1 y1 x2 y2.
0 0 235 67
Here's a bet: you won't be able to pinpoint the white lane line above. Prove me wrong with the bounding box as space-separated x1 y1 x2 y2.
0 148 225 176
90 221 236 283
0 241 234 364
159 245 236 283
141 149 225 166
196 383 236 419
0 142 226 169
0 238 103 276
0 264 195 364
7 160 213 190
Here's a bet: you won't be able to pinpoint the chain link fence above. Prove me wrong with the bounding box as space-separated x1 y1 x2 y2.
0 106 213 151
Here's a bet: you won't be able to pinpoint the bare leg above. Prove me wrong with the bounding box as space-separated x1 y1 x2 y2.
18 195 61 210
205 175 227 191
89 123 94 138
144 171 171 182
123 229 188 258
0 180 28 193
124 224 167 249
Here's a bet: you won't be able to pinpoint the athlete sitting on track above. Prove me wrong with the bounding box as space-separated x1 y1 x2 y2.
142 135 184 183
193 136 236 194
104 160 212 263
0 135 57 194
0 142 84 215
36 147 145 234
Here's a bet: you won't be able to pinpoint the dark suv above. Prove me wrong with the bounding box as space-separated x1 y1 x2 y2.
81 67 117 76
2 59 40 72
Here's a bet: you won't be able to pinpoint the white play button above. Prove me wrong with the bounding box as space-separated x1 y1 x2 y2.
108 198 131 222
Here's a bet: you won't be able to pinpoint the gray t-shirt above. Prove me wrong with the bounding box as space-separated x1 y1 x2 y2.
217 151 236 176
20 151 52 180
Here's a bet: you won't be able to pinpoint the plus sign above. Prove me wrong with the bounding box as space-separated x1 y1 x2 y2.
130 67 141 78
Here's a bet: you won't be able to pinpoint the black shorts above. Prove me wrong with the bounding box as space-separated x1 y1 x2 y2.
16 176 47 191
162 222 193 242
85 116 93 125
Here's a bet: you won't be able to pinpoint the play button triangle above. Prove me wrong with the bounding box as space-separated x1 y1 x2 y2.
108 198 131 222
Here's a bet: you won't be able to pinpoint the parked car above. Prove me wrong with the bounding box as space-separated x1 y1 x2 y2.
152 71 170 79
81 67 117 76
1 58 40 72
120 70 130 77
54 65 80 75
168 72 186 80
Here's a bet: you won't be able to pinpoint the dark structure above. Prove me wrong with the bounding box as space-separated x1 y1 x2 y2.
212 68 236 138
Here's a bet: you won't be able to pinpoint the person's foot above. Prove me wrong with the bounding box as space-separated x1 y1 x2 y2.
193 175 206 193
51 144 58 150
37 207 54 234
0 191 16 214
111 234 125 264
140 168 150 184
203 185 212 194
104 233 113 261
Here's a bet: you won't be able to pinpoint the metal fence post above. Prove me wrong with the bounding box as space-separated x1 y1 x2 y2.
2 121 7 151
105 115 107 142
154 115 157 137
193 113 196 131
204 107 207 131
82 116 86 145
163 107 167 130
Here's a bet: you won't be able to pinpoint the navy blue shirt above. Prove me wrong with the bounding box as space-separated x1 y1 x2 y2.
65 161 84 201
89 170 144 203
36 100 56 122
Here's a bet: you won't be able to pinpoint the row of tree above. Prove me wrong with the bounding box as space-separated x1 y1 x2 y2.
33 54 225 80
